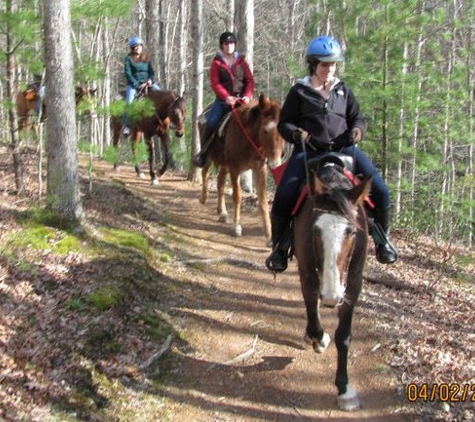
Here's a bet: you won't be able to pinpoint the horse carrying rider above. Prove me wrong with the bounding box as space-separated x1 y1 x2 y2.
193 31 255 167
122 36 162 136
266 35 398 272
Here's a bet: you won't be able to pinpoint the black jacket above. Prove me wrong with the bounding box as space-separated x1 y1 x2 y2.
278 77 366 151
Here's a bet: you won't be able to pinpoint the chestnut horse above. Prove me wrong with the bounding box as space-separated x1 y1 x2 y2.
293 157 371 411
112 90 186 185
16 84 96 132
199 93 284 244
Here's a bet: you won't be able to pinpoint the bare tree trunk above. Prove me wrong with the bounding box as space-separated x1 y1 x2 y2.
146 0 160 84
102 19 111 150
44 0 83 227
158 0 167 87
235 0 254 193
395 41 408 218
189 0 204 182
6 0 23 193
178 0 188 158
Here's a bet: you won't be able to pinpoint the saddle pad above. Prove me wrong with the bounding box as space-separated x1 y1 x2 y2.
218 112 232 138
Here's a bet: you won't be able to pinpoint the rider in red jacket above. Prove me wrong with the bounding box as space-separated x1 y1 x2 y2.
193 31 254 167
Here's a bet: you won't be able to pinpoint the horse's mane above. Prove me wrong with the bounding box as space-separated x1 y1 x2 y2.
315 164 358 225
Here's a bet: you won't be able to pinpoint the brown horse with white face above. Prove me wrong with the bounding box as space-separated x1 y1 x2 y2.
112 90 186 185
293 160 371 411
199 93 284 244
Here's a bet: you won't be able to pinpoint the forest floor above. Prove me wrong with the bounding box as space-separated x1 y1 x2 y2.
1 149 475 422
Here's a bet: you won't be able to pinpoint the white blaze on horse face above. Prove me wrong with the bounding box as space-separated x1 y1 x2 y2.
264 120 282 168
315 213 347 306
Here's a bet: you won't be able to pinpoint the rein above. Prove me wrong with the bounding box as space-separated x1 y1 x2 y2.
231 102 266 160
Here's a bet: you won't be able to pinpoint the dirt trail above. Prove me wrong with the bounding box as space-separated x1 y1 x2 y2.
104 160 417 422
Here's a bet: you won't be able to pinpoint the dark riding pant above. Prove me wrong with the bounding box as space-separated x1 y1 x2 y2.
205 100 231 134
271 145 391 220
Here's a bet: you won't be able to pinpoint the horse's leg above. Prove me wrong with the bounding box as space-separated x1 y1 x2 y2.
229 171 242 237
158 133 172 176
334 302 360 411
254 165 272 245
112 120 121 171
145 135 159 185
299 268 330 354
131 132 144 178
217 167 229 223
200 161 212 205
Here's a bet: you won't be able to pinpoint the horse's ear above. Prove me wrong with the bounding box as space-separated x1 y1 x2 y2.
258 93 269 110
309 169 326 196
350 176 372 204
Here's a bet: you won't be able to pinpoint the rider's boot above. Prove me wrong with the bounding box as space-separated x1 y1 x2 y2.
193 126 214 168
371 207 398 264
265 215 290 272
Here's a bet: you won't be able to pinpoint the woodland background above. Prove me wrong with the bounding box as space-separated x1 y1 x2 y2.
1 0 475 243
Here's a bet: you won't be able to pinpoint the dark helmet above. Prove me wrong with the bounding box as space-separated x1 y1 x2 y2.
306 35 344 62
129 36 144 48
219 31 237 45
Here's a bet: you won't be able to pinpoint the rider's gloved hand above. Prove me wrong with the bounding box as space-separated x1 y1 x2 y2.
350 127 362 144
292 128 311 144
241 96 251 105
330 131 351 151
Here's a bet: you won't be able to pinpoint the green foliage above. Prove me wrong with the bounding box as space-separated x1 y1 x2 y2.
71 0 134 20
5 209 84 255
78 140 100 155
87 285 123 310
99 227 150 254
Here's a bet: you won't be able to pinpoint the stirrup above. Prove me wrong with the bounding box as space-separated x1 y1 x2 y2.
192 152 206 168
265 248 288 272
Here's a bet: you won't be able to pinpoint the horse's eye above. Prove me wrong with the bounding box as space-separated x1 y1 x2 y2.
346 226 357 236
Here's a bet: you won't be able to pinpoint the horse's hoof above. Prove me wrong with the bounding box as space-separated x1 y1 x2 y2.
199 197 206 205
138 172 145 179
218 214 228 223
304 332 330 353
151 179 159 186
234 225 242 237
337 386 360 411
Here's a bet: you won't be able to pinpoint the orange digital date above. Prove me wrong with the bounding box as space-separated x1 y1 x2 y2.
407 382 475 403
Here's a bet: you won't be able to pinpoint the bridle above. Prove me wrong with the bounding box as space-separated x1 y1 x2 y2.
231 101 266 161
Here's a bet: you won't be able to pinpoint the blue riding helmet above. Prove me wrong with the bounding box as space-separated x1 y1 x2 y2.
306 35 344 62
129 36 144 48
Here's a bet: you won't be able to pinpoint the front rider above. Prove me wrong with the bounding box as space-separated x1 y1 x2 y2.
193 31 255 167
266 35 398 272
122 36 162 136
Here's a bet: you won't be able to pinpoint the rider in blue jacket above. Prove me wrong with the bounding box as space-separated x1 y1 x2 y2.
266 35 398 272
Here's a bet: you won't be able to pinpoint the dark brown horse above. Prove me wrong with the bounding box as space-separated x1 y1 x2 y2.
112 90 186 185
292 158 371 411
16 83 96 132
199 93 284 244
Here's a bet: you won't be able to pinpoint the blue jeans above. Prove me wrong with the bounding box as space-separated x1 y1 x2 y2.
272 145 391 220
205 100 230 134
